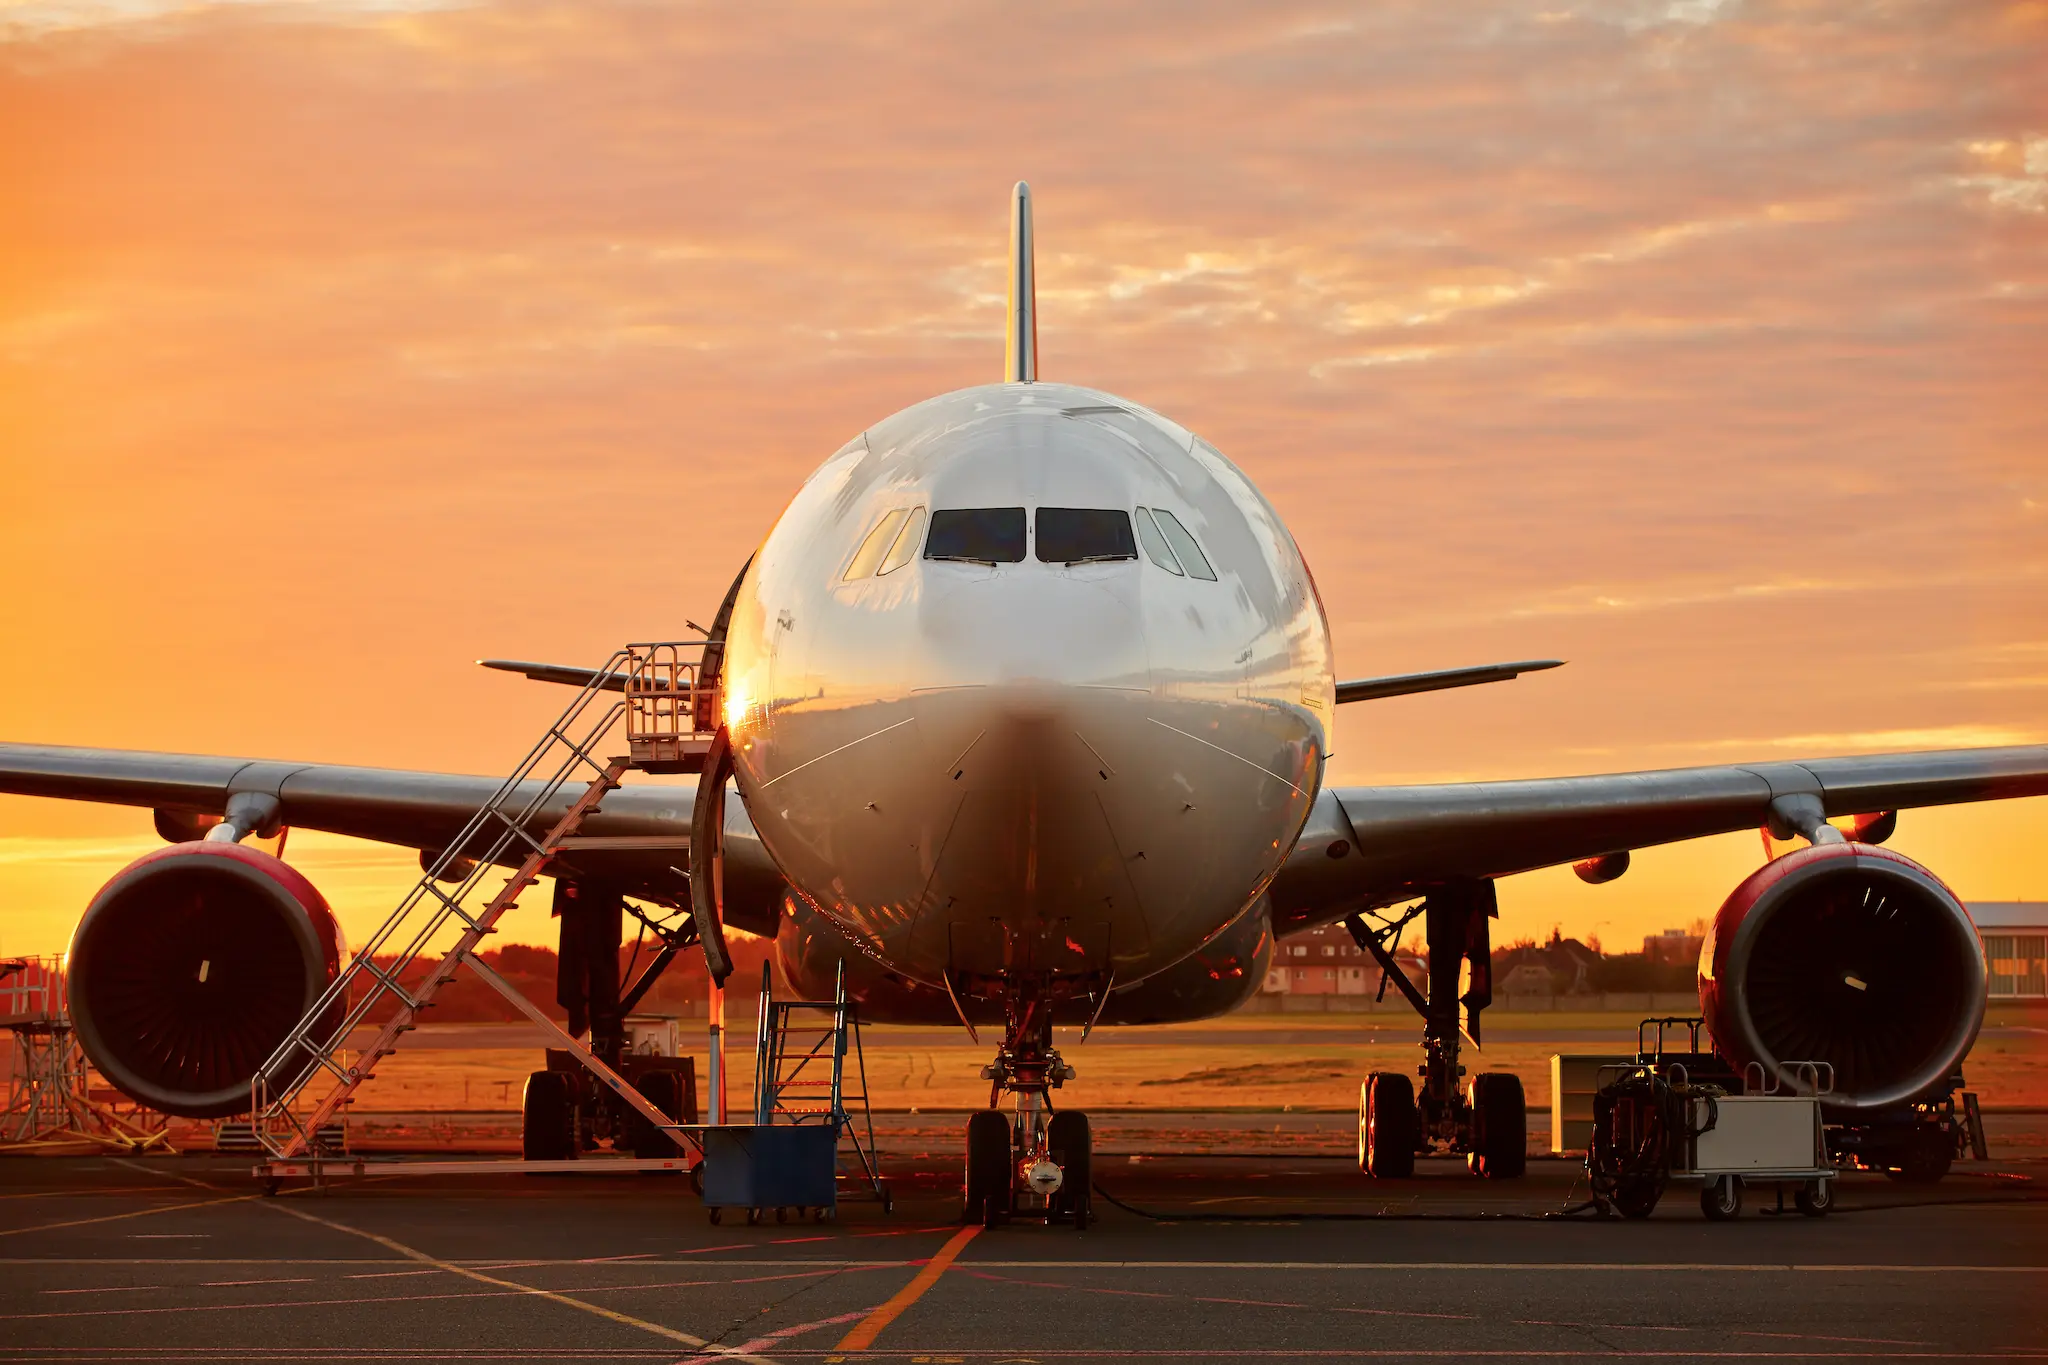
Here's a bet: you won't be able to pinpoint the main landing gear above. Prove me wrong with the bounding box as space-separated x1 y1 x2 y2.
963 989 1092 1230
1348 881 1526 1180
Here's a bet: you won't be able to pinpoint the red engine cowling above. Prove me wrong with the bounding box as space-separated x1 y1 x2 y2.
67 842 347 1119
1700 842 1986 1112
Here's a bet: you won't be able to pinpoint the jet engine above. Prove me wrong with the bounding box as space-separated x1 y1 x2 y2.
1699 842 1985 1113
67 842 347 1118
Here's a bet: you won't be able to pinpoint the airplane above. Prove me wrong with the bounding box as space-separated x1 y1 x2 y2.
4 183 2044 1226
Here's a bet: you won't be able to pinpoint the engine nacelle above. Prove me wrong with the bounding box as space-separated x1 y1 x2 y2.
68 842 347 1118
1700 842 1985 1113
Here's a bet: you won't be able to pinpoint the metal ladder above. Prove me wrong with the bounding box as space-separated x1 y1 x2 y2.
751 962 888 1206
2 957 172 1152
248 642 713 1163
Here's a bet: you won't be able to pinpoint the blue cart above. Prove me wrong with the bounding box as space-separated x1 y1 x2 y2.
696 963 890 1224
700 1123 840 1223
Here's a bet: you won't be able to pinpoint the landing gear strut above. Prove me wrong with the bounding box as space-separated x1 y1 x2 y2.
962 987 1092 1229
1347 881 1525 1179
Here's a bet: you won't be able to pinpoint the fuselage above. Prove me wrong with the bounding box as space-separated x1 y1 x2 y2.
721 381 1335 1011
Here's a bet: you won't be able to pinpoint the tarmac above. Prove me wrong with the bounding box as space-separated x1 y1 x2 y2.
2 1115 2045 1363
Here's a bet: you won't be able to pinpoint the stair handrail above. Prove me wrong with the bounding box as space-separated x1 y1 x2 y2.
248 642 708 1153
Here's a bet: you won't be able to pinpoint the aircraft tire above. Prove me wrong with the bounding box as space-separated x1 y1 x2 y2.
965 1110 1011 1226
1048 1110 1092 1230
521 1070 575 1163
1361 1073 1416 1179
1466 1072 1526 1179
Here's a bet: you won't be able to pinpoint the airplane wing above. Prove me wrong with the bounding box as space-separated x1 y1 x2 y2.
8 739 2045 940
1268 743 2048 932
0 742 716 911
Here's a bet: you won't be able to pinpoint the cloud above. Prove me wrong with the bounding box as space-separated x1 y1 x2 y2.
0 0 452 39
0 0 2041 952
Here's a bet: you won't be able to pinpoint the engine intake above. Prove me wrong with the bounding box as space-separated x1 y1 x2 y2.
1700 842 1985 1113
68 842 346 1118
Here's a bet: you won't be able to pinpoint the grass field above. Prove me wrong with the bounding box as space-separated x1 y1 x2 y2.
335 1005 2048 1115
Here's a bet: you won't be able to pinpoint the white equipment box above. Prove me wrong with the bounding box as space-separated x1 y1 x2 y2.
1681 1095 1827 1177
624 1014 682 1058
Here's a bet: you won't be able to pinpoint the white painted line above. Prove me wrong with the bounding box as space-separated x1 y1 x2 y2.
8 1256 2041 1274
343 1269 441 1279
41 1285 165 1295
955 1260 2048 1273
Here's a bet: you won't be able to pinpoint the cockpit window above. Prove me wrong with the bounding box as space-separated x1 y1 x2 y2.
925 507 1027 564
877 507 925 575
844 508 910 580
1144 507 1217 581
1035 508 1137 565
1133 508 1183 576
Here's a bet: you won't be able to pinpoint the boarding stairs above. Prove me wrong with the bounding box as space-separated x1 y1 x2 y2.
248 641 718 1172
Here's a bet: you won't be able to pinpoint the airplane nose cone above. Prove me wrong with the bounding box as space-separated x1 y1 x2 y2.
920 571 1148 693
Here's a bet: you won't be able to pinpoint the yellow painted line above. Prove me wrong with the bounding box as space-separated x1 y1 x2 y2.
835 1223 981 1351
0 1193 253 1239
262 1198 778 1364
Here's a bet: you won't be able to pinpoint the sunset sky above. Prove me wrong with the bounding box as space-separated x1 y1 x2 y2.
1 0 2043 961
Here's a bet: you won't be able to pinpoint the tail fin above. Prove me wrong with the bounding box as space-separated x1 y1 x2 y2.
1005 180 1037 383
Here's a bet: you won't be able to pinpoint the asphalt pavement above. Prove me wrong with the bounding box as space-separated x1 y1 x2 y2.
1 1141 2043 1362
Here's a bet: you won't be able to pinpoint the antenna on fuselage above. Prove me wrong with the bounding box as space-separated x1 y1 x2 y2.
1005 180 1037 383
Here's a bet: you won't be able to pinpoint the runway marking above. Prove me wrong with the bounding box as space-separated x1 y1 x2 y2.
0 1185 172 1201
259 1198 770 1363
0 1285 545 1321
968 1269 1942 1348
965 1270 1473 1323
40 1285 166 1295
0 1268 886 1324
925 1261 2048 1274
0 1194 252 1240
707 1308 875 1358
343 1269 441 1279
6 1256 2045 1273
201 1279 315 1287
835 1224 982 1351
0 1354 2034 1361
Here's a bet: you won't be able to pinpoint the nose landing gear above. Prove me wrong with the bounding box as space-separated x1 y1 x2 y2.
961 988 1093 1229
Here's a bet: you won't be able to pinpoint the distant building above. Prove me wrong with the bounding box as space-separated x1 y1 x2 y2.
1972 903 2047 1000
1642 928 1703 963
1264 921 1424 997
1499 961 1558 996
1494 929 1601 996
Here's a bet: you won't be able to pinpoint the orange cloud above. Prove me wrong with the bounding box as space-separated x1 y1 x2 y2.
0 0 2042 955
